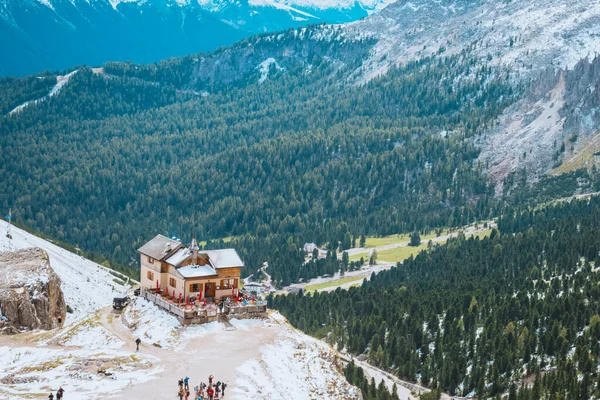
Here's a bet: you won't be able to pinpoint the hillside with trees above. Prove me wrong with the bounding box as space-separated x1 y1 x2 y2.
271 196 600 398
0 50 516 283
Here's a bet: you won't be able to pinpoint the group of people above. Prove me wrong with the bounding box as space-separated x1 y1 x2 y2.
47 387 64 399
178 375 227 400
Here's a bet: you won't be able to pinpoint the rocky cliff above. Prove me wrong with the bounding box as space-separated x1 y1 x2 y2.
478 56 600 192
0 247 66 334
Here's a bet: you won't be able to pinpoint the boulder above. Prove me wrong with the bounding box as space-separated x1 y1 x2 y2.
0 248 66 334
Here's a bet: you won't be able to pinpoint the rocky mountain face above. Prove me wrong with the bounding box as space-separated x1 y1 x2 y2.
0 0 388 77
344 0 600 83
103 0 600 90
0 247 66 334
478 56 600 192
103 24 375 90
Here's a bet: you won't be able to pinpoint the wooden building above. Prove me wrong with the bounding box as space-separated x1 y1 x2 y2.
138 235 244 301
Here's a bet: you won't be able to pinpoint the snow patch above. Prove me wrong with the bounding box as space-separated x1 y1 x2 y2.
123 297 180 349
256 57 284 83
233 318 361 398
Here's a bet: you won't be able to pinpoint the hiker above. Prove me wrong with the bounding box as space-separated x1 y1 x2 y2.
208 375 214 386
185 389 190 400
206 386 214 400
184 376 190 390
56 387 64 399
221 382 227 396
178 387 185 400
48 394 54 400
135 337 141 351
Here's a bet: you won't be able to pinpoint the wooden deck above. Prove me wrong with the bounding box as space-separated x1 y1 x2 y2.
141 288 267 325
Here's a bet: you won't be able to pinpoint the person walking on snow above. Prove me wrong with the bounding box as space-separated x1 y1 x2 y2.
178 387 185 400
48 394 54 400
135 337 141 351
184 376 190 390
221 382 227 396
56 387 64 399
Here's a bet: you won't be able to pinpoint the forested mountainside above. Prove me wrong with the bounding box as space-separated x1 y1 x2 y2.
271 195 600 398
0 49 516 283
0 0 385 77
3 0 600 285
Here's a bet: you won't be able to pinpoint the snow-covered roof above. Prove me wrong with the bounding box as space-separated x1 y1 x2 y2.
137 235 182 261
165 248 191 266
177 265 218 279
203 249 244 269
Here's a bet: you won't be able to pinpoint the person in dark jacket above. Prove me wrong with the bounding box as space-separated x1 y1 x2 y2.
48 394 54 400
56 387 64 399
221 382 227 395
135 338 141 351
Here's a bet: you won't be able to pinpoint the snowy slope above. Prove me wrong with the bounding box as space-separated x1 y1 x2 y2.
344 0 600 82
0 220 128 324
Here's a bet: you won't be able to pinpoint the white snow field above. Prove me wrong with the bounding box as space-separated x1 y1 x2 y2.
0 221 361 399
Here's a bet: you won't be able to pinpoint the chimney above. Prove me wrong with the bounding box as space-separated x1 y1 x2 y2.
191 237 199 265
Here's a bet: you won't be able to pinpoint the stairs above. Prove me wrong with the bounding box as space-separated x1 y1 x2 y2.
219 314 236 331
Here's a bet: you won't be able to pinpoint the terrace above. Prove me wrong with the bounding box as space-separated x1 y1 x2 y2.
140 287 267 325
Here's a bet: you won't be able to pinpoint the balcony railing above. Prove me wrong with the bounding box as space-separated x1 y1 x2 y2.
141 288 267 324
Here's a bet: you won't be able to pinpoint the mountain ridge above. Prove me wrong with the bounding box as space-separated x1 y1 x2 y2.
0 0 390 76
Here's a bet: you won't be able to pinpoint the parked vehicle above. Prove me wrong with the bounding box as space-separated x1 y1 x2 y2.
113 296 130 309
133 288 141 296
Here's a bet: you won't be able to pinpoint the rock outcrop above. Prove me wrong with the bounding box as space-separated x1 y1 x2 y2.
0 248 66 334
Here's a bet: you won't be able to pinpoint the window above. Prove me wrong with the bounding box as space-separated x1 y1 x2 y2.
169 278 176 288
147 271 154 281
148 257 154 264
221 279 237 289
190 283 200 293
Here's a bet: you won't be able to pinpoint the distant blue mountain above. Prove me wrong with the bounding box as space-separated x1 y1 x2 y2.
0 0 389 76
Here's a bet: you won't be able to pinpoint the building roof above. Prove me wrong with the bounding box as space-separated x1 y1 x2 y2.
177 265 218 279
203 249 244 269
165 248 191 266
139 235 245 270
137 235 182 261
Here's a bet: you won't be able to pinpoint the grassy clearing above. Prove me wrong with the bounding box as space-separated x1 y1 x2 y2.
355 228 493 264
376 243 429 263
553 133 600 175
199 236 236 246
305 275 364 292
473 229 492 240
363 230 446 248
